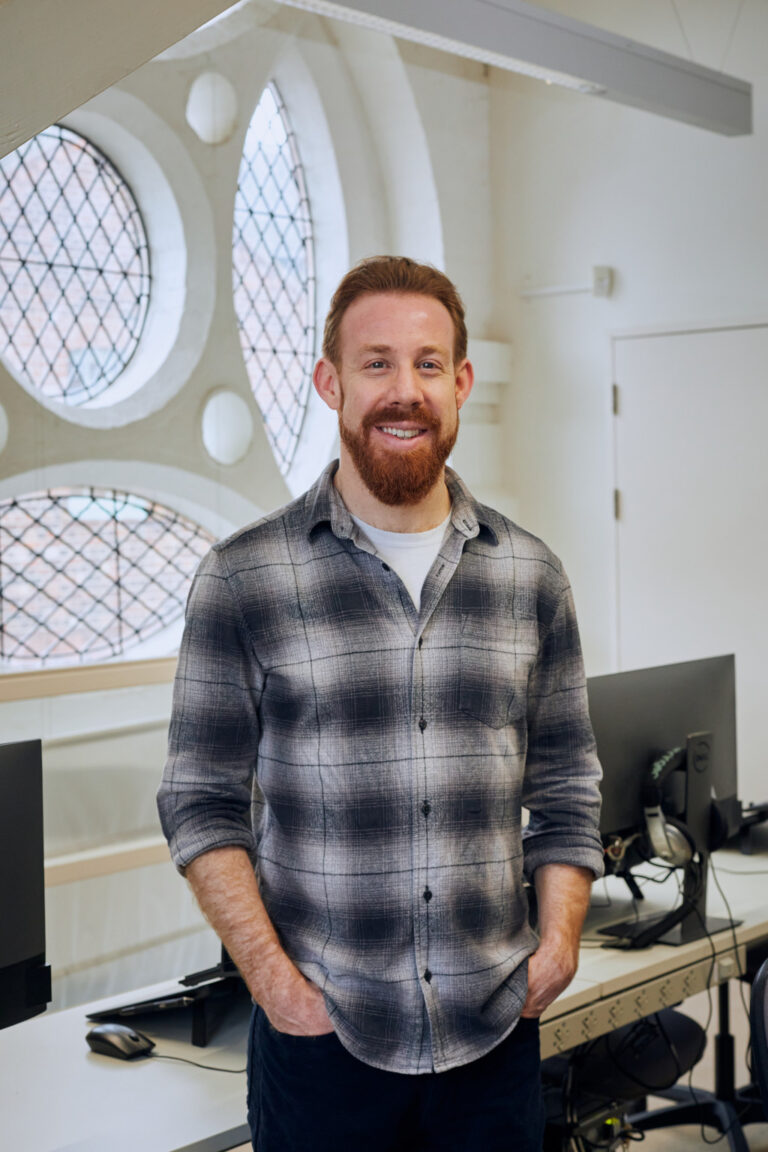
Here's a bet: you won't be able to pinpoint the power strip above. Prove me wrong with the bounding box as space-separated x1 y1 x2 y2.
540 945 745 1057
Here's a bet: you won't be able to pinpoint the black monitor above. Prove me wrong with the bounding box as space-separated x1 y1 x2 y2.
589 654 739 842
586 655 740 947
0 740 52 1029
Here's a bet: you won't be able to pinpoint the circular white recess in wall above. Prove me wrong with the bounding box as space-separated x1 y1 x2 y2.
186 73 239 145
202 390 254 465
0 404 7 455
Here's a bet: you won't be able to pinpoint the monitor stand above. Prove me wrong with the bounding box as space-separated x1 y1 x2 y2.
599 733 741 949
86 947 248 1047
599 909 736 948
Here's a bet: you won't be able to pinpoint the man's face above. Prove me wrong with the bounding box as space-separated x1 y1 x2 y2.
327 292 472 506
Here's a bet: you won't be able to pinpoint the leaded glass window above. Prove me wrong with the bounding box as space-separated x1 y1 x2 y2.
0 489 213 666
0 125 151 406
233 83 315 474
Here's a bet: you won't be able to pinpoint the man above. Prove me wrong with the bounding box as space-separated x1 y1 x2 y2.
158 256 603 1151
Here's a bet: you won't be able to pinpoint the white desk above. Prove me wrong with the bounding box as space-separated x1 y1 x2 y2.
1 982 251 1152
3 845 768 1151
541 842 768 1058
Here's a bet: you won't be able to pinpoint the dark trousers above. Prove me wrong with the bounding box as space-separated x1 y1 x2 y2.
247 1006 544 1152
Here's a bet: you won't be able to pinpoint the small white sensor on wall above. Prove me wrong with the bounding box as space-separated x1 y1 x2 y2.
186 72 239 145
202 390 254 465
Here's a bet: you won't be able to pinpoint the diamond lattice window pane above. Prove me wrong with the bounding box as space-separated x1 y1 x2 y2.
0 125 151 406
0 489 214 667
233 83 315 475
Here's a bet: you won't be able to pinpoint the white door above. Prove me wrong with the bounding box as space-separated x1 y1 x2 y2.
613 323 768 799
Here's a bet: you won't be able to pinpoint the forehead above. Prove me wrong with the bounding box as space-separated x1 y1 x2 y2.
338 292 454 357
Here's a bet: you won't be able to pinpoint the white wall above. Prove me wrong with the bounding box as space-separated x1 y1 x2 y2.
489 3 768 675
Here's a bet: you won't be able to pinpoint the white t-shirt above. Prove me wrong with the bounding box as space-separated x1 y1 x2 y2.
351 512 452 611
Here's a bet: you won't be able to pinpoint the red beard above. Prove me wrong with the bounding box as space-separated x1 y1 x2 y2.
338 402 458 506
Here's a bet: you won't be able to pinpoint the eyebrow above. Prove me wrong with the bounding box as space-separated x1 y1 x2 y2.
358 344 450 358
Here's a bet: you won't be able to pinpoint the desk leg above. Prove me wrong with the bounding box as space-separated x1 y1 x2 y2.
715 981 735 1103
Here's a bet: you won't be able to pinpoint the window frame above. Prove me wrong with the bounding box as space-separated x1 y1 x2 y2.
0 124 152 408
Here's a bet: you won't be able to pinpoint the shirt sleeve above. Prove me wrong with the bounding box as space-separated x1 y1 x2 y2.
157 547 264 872
521 569 604 881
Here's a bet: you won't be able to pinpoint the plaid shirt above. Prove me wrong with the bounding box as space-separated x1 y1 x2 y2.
158 463 603 1074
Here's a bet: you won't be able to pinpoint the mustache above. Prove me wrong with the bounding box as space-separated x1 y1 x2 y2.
361 405 441 433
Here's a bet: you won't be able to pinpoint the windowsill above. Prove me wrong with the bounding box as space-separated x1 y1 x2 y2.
0 656 177 701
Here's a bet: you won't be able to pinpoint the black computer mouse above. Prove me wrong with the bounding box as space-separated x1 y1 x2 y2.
86 1022 156 1060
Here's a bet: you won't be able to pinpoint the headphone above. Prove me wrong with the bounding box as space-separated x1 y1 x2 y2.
641 746 695 868
607 747 701 950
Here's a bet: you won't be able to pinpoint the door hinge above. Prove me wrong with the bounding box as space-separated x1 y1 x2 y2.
614 489 622 520
612 383 620 416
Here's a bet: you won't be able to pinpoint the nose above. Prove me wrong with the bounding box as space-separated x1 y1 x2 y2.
388 362 423 406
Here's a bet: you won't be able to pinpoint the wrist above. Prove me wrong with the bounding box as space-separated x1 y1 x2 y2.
535 930 579 967
252 947 303 1002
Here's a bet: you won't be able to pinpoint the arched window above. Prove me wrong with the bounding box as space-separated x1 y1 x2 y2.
232 83 315 475
0 488 213 666
0 125 151 406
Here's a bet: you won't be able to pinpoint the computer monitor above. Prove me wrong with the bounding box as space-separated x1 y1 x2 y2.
588 654 739 844
586 655 740 946
0 740 52 1029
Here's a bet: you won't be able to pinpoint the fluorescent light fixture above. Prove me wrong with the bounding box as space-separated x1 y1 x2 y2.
280 0 751 135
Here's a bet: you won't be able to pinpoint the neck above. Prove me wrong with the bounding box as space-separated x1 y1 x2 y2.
334 454 451 532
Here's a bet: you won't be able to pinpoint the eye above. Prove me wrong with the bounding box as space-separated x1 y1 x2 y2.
366 359 387 370
419 360 440 371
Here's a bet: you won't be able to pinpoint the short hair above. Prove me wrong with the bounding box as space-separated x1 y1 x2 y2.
322 255 467 369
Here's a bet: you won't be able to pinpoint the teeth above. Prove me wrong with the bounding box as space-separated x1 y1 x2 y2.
380 426 421 439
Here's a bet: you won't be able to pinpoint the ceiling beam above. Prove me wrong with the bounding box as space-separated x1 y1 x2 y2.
282 0 752 136
0 0 240 160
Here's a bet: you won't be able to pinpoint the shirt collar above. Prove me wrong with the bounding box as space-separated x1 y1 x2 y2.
303 461 499 545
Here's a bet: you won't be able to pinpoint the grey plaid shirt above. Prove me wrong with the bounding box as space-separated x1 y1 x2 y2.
158 462 603 1074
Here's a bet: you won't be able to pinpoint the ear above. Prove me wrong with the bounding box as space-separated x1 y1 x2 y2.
454 358 474 411
313 357 342 412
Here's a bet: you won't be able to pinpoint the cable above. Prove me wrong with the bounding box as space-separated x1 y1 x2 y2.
706 857 753 1084
611 858 704 951
670 0 695 61
590 877 613 910
708 855 747 983
679 895 740 1148
150 1052 246 1074
719 0 746 72
631 867 678 886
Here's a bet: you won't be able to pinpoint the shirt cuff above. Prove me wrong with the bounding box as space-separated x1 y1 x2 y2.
523 835 605 883
166 819 255 874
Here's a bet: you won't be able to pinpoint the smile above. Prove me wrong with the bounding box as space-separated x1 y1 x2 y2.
378 426 424 439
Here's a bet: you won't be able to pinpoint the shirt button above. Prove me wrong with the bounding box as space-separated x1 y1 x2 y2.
381 562 390 571
423 887 432 902
424 969 432 983
421 801 431 817
418 717 427 731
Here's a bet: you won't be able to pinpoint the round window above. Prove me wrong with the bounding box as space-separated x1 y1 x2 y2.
0 125 151 406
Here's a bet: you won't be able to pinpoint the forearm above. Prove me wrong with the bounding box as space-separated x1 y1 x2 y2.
185 845 292 1001
535 862 594 956
186 847 333 1036
522 863 594 1018
184 846 332 1034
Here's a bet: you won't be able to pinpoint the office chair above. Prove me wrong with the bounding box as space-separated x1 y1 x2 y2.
542 1009 707 1152
544 991 768 1152
750 956 768 1118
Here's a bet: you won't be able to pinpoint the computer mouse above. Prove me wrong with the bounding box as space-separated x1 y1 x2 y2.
86 1022 156 1060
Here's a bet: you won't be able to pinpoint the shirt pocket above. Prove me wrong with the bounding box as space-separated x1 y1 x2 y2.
458 616 536 730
